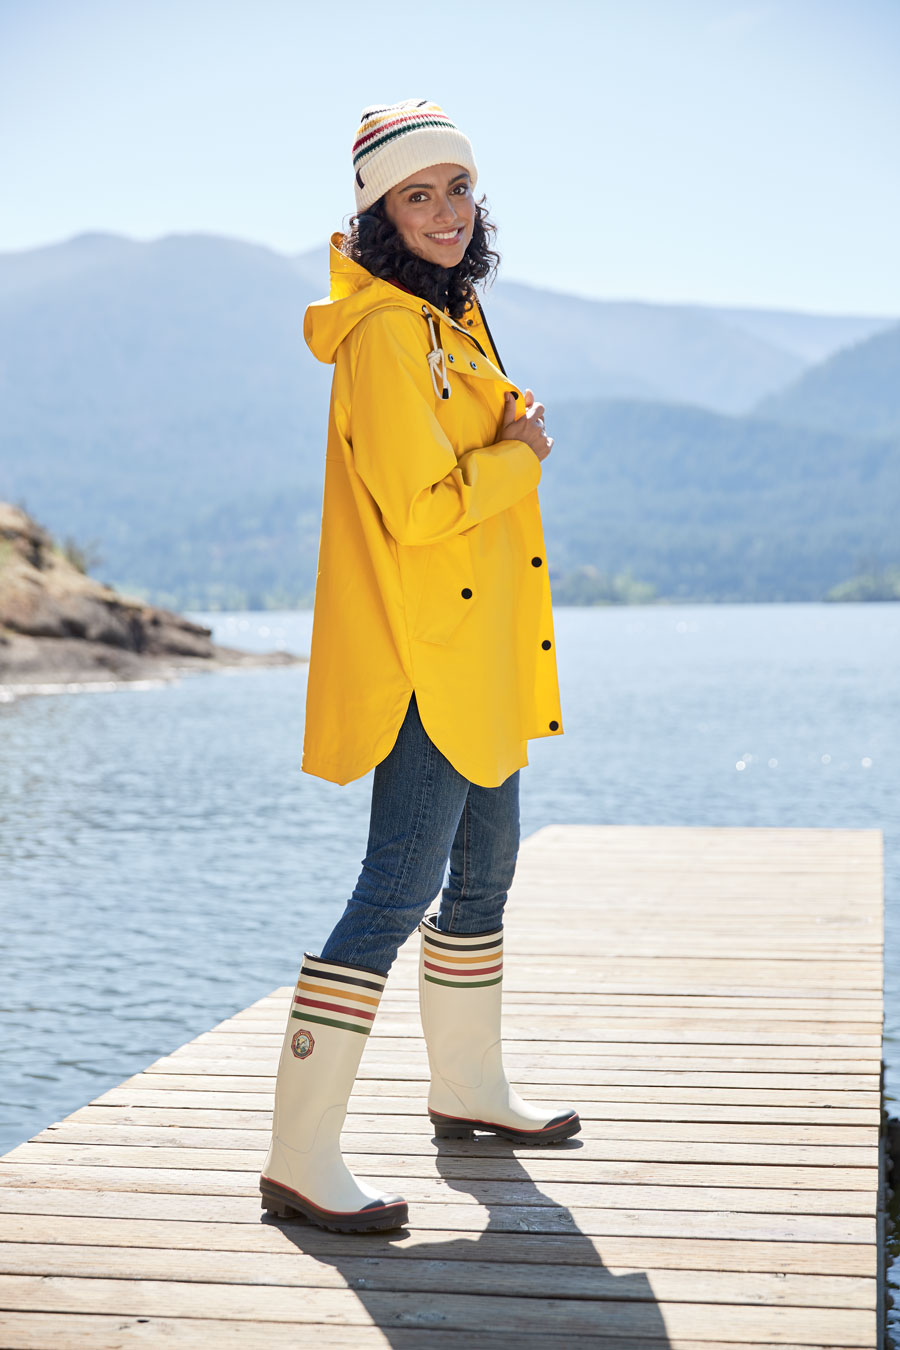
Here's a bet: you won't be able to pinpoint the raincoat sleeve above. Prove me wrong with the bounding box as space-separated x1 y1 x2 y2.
348 310 542 546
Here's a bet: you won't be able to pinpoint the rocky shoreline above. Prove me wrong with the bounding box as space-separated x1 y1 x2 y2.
0 503 305 697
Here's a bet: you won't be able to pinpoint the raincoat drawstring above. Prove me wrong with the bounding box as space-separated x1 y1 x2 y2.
423 310 451 400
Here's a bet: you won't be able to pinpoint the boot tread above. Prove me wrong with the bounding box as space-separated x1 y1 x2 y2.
260 1177 408 1233
429 1109 581 1146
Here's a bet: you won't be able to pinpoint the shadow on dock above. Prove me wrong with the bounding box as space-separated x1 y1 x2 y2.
264 1133 673 1346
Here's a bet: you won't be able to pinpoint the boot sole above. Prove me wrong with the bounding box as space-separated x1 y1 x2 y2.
260 1177 408 1233
430 1110 581 1146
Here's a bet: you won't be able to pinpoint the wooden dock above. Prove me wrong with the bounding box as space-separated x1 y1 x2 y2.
0 824 886 1348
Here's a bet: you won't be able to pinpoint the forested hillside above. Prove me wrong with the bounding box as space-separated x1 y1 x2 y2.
755 321 900 437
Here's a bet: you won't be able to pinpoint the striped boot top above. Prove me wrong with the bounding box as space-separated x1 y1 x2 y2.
291 956 386 1037
421 925 503 988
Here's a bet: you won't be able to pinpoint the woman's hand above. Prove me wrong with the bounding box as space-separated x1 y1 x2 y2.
500 388 554 462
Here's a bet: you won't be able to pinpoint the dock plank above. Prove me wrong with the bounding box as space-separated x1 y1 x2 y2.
0 824 884 1348
0 1213 877 1274
0 1314 878 1350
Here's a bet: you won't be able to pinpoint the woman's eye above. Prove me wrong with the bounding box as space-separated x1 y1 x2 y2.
407 185 467 202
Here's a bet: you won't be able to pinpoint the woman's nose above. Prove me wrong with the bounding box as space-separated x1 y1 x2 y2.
433 195 459 223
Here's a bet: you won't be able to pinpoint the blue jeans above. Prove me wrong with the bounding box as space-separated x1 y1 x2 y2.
319 691 520 975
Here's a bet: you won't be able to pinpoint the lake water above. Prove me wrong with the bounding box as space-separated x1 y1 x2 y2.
1 603 898 1319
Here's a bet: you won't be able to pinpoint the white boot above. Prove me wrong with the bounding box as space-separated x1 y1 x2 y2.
260 954 407 1232
418 915 581 1144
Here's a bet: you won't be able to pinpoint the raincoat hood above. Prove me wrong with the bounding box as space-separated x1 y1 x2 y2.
304 230 461 368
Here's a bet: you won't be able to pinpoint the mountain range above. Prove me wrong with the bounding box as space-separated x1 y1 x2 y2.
0 230 897 606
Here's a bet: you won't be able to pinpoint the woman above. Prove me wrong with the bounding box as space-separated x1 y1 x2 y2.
260 99 579 1234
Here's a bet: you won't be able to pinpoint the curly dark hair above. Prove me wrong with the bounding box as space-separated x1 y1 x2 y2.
341 195 500 322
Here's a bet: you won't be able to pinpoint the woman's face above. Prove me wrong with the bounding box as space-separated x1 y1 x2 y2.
383 162 476 267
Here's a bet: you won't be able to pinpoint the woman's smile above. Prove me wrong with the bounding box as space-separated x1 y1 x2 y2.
426 226 465 245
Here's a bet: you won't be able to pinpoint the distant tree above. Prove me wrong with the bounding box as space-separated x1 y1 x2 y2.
552 565 658 605
824 567 900 601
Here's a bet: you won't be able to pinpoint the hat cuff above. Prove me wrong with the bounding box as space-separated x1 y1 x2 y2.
354 128 478 213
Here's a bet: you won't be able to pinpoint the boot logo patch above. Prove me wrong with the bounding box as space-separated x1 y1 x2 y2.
291 1028 315 1060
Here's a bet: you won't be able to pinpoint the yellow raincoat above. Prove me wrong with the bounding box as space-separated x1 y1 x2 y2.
301 231 563 788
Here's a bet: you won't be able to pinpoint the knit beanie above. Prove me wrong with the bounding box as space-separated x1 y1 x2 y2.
352 99 478 214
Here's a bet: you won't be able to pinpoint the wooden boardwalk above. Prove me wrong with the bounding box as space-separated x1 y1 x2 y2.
0 824 885 1348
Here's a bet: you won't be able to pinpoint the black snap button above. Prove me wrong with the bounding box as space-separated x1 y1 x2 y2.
549 720 559 731
461 587 473 599
531 556 543 567
447 353 455 362
541 639 552 650
467 318 474 325
470 360 477 369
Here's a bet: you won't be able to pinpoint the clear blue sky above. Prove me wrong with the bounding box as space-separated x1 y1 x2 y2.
2 0 898 314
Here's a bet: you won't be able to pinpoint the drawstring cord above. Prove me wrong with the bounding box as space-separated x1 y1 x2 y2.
423 309 451 400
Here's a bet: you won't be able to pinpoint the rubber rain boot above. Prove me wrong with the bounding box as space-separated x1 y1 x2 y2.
260 954 408 1232
418 914 581 1144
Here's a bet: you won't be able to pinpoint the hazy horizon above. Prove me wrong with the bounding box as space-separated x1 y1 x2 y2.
4 226 898 323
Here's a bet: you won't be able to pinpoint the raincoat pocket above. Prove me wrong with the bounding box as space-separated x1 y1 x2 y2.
412 532 477 646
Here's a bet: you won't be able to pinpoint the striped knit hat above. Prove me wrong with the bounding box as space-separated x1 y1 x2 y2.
352 99 478 213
